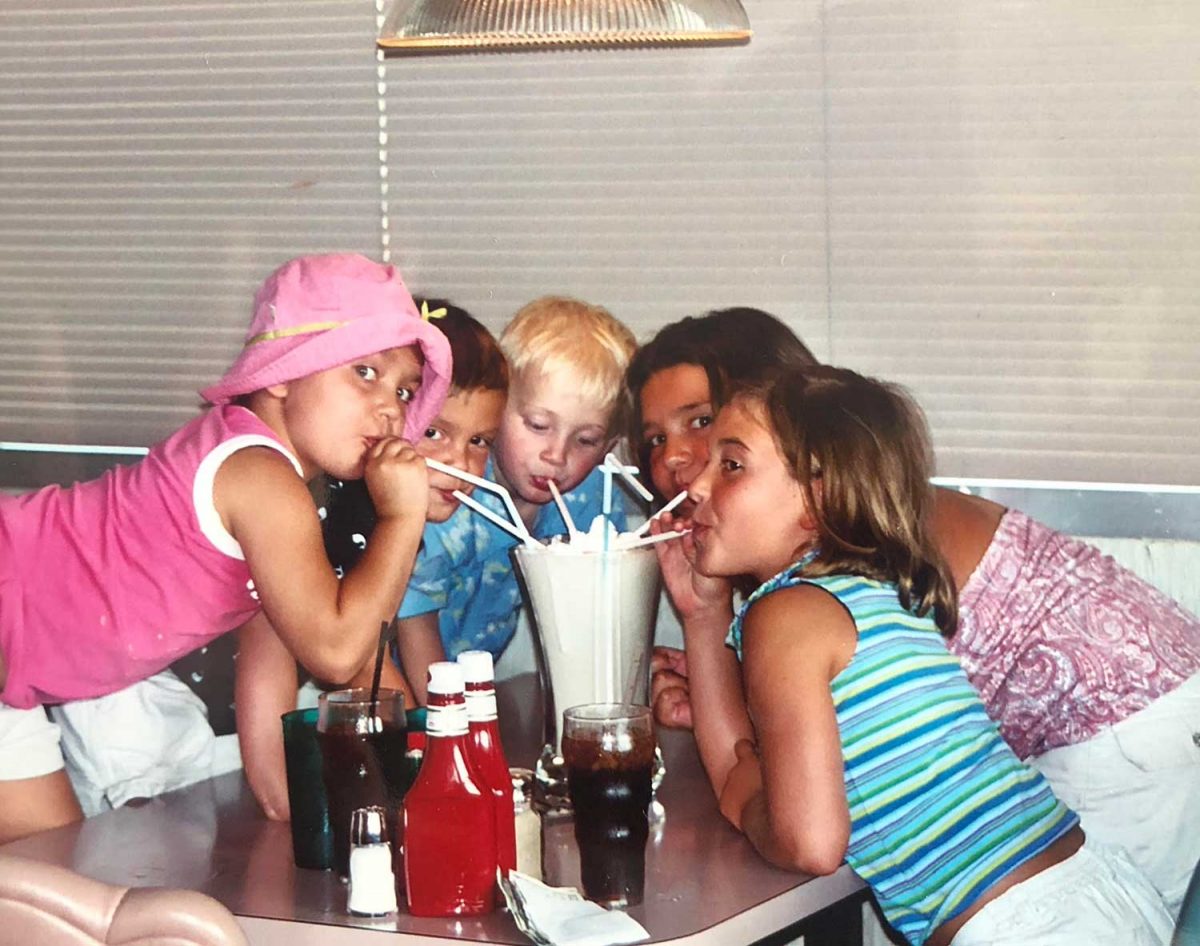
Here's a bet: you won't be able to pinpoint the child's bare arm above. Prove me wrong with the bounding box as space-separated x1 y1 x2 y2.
217 442 427 683
654 517 752 793
235 612 299 821
394 613 445 707
732 586 854 876
679 605 754 796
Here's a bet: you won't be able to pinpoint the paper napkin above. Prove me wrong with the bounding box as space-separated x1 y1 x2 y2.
499 870 650 946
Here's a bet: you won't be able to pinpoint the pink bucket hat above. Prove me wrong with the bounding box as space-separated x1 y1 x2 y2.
201 253 452 442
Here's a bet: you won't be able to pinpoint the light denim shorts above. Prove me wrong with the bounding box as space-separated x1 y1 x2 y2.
1032 670 1200 917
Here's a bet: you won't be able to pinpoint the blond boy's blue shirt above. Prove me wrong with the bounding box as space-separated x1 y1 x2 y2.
399 456 629 658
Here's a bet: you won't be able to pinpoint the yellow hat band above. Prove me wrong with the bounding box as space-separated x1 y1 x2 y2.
245 320 348 347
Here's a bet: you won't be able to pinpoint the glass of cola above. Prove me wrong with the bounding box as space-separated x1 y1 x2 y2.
316 687 411 877
562 702 656 908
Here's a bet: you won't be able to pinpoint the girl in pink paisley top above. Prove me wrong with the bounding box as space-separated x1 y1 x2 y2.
633 307 1200 918
934 491 1200 917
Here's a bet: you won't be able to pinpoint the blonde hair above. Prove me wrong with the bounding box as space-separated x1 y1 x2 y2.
738 366 958 636
500 296 637 434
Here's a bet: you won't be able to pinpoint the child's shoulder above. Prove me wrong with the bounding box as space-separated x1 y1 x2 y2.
745 581 852 634
213 439 311 538
742 583 857 677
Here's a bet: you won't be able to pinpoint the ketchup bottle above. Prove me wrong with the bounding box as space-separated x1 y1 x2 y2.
402 662 497 916
457 650 517 876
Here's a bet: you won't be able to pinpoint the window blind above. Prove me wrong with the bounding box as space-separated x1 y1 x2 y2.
0 0 385 460
2 0 1198 490
822 0 1200 485
380 0 831 356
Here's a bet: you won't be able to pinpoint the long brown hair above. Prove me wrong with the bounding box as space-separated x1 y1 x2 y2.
744 366 957 635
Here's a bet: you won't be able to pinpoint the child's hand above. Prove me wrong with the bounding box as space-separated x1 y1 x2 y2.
718 739 764 831
651 645 688 680
652 512 733 621
650 646 694 729
364 436 429 522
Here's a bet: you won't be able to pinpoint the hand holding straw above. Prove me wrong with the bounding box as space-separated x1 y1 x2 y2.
425 457 538 548
547 480 580 540
633 489 690 537
453 490 541 549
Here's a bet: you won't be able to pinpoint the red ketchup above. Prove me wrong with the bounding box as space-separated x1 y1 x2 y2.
402 662 497 916
457 650 518 877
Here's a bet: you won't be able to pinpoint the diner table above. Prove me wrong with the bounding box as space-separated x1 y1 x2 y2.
1 673 866 945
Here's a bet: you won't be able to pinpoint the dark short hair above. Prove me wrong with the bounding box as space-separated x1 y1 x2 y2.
627 307 818 471
417 297 508 394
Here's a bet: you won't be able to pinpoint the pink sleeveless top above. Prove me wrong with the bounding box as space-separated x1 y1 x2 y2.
949 508 1200 759
0 405 303 708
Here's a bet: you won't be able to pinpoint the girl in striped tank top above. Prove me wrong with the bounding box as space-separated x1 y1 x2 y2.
659 365 1172 946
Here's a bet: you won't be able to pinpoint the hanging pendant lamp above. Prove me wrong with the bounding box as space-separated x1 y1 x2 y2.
377 0 752 52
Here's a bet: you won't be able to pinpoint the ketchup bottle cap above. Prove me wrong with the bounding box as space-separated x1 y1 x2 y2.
456 650 495 684
427 661 465 695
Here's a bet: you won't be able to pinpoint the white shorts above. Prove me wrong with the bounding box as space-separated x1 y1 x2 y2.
1031 671 1200 917
50 670 242 817
951 839 1175 946
0 702 66 780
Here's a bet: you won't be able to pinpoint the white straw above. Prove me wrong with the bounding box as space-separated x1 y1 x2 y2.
603 452 655 503
452 491 540 548
623 528 691 550
426 457 536 546
546 480 579 540
633 489 690 537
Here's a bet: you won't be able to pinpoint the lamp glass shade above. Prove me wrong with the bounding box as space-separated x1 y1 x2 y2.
378 0 752 51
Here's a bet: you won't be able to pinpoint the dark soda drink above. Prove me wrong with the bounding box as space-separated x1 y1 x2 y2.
317 722 412 876
563 727 655 907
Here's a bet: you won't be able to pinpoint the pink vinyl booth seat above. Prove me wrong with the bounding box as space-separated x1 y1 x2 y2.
0 853 248 946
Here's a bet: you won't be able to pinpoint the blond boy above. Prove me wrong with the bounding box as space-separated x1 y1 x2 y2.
396 296 637 702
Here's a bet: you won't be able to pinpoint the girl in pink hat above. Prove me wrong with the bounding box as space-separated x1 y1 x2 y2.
0 252 451 843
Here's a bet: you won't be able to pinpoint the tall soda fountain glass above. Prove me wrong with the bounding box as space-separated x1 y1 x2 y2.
514 543 662 809
563 703 656 908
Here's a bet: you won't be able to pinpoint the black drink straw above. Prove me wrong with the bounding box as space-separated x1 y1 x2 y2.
368 619 394 730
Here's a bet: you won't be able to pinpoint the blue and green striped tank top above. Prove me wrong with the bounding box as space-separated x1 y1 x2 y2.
729 560 1078 946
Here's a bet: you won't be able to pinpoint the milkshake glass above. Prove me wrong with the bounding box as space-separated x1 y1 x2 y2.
514 543 662 808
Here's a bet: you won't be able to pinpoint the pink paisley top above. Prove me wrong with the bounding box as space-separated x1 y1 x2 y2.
949 508 1200 760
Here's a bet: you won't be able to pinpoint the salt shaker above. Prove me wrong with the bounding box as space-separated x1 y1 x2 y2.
510 767 542 881
347 806 398 916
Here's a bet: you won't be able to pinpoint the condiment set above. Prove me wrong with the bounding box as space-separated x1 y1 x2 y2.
310 652 530 919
